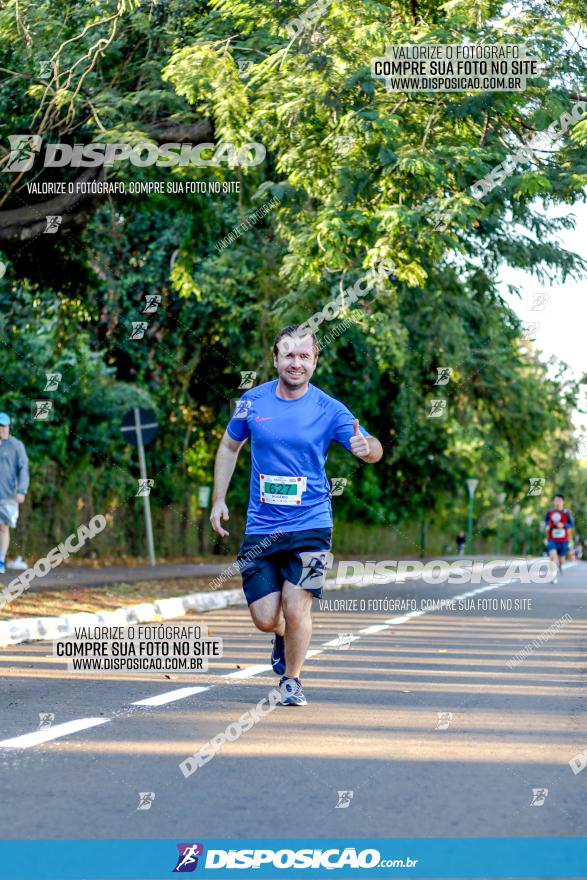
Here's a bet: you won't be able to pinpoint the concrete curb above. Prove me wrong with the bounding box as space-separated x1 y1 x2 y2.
0 576 358 648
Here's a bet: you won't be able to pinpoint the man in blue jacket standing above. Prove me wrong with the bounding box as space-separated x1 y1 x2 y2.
0 413 29 574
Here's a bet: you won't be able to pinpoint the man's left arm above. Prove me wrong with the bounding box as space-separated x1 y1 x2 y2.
349 418 383 463
15 441 29 502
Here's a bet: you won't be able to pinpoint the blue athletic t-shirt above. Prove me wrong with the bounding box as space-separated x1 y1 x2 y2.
226 380 370 533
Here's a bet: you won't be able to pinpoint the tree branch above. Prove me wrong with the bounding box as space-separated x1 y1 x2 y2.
0 168 103 242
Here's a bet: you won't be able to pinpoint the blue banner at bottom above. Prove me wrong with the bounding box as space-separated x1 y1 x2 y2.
1 838 586 879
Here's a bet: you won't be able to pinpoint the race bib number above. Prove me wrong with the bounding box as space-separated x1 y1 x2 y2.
260 474 307 505
551 528 566 539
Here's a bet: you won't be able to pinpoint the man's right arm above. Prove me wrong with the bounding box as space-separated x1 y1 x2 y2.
15 441 29 501
210 431 247 537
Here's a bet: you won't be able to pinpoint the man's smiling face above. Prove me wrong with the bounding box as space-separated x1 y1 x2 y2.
273 333 318 390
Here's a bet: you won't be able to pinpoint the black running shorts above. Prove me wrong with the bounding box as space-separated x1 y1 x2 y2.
236 528 333 605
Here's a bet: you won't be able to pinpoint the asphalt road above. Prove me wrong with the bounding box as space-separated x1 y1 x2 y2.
0 561 585 843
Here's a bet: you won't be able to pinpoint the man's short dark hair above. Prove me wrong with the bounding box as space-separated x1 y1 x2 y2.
554 493 564 500
273 324 318 357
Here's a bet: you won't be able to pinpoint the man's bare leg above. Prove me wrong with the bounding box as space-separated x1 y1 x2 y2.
549 548 561 576
0 524 9 562
248 590 285 636
281 581 313 679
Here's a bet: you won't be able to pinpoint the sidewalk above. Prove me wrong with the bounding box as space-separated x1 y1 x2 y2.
0 562 227 593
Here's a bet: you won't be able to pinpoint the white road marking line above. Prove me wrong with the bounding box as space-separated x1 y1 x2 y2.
386 610 427 624
321 636 361 647
357 580 515 636
0 717 110 750
132 686 211 706
224 663 273 679
456 582 513 600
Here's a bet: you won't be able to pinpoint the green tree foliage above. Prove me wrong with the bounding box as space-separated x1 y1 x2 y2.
0 0 585 555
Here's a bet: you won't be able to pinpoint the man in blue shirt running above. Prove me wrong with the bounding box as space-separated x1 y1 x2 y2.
210 325 383 705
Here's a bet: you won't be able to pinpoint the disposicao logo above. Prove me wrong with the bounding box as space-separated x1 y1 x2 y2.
173 843 204 872
201 847 383 869
3 136 265 171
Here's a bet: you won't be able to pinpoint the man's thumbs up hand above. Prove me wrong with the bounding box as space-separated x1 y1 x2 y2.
350 419 370 460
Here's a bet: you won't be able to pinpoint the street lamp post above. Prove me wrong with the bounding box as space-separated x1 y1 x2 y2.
511 503 521 554
496 492 506 554
466 479 479 555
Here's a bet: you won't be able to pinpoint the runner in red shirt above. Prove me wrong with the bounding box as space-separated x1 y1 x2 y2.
544 493 575 578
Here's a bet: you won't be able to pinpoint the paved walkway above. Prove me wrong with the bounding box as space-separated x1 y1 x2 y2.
0 562 228 592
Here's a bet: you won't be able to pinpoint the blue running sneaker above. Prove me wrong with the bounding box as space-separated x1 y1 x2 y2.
0 560 5 574
279 675 307 706
271 634 286 676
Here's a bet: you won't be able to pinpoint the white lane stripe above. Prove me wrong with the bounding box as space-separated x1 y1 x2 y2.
358 579 514 636
456 581 513 600
0 717 110 750
224 663 273 679
132 686 211 706
321 637 360 647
